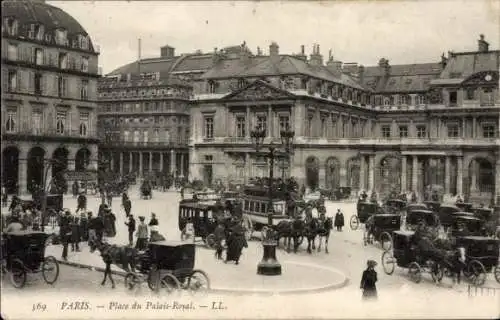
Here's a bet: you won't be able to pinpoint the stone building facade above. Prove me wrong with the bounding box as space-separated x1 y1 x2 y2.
1 0 100 194
104 37 499 203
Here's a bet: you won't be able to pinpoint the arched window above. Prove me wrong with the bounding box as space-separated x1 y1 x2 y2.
5 110 16 132
383 97 390 106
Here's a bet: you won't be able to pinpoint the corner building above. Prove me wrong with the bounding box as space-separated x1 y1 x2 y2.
103 37 500 204
1 0 100 194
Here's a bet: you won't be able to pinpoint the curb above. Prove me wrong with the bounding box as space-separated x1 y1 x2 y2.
57 259 350 295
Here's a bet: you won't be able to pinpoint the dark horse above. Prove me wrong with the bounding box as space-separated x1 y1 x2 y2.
305 217 321 254
274 218 305 253
89 238 138 287
316 217 333 253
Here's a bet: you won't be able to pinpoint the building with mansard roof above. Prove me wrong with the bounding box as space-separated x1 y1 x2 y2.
1 0 100 194
100 36 499 204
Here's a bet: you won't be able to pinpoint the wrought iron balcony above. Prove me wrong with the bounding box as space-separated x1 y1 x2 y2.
2 127 99 142
98 139 189 148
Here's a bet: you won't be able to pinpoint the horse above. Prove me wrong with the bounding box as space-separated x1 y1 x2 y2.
89 238 138 288
316 217 333 253
274 218 305 253
304 217 321 254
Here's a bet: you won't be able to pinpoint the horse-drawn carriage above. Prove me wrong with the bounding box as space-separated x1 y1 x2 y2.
384 199 407 215
140 182 153 200
473 207 494 222
1 231 59 288
406 203 428 215
456 202 474 212
406 209 439 231
448 214 485 238
424 201 441 213
363 214 401 250
125 241 210 293
350 202 384 230
455 236 500 285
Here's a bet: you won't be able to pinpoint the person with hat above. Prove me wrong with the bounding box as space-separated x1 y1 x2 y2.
76 191 87 213
360 260 378 300
125 214 136 246
135 216 148 251
334 209 345 231
148 213 158 227
122 193 132 217
59 210 73 261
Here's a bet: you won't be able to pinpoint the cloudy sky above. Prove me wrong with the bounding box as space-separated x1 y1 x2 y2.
49 0 500 74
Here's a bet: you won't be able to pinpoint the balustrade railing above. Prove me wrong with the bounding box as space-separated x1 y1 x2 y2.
2 127 98 139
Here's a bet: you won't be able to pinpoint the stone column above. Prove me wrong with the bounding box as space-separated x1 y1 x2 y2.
160 153 164 172
368 155 375 192
109 153 114 171
359 156 366 191
267 105 272 138
462 117 466 138
170 150 176 176
412 155 418 193
149 152 153 173
139 152 143 177
246 106 251 138
472 117 477 138
401 156 407 192
68 159 75 171
470 159 478 192
180 153 185 177
18 158 27 195
495 156 500 204
444 156 451 194
129 152 133 173
119 152 124 176
457 156 463 196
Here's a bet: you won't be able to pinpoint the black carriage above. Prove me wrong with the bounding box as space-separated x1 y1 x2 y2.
385 199 407 214
424 201 441 212
1 231 59 288
437 205 461 229
473 207 494 222
125 241 210 293
363 214 401 250
140 182 153 199
448 214 485 238
456 202 473 212
334 187 352 200
405 209 439 231
381 230 446 283
455 236 500 285
406 203 428 214
350 202 384 230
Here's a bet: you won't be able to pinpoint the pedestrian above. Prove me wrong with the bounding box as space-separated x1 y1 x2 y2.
125 215 136 246
76 192 87 213
59 211 72 261
225 220 247 265
334 209 345 231
360 260 378 300
122 193 131 217
135 216 148 250
71 216 81 252
87 211 97 245
148 213 158 227
72 181 79 198
214 222 225 260
106 191 113 207
79 211 89 242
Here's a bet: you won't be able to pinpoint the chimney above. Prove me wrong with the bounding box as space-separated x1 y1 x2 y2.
301 45 305 55
294 45 307 61
478 34 489 52
160 45 175 58
358 65 365 83
257 47 262 56
240 41 251 63
269 42 279 57
378 58 390 76
440 52 448 68
327 60 343 78
309 44 323 66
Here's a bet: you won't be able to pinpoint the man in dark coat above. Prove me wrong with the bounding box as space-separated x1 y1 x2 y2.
360 260 378 300
94 213 105 242
76 192 87 213
72 181 79 198
59 211 72 261
122 193 132 217
148 213 158 227
214 222 226 260
125 215 136 246
334 209 345 231
225 221 247 265
71 216 81 252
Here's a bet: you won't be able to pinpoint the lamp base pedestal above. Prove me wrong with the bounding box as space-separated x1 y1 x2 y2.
257 240 282 276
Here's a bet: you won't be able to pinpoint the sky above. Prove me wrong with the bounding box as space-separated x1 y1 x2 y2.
49 0 500 75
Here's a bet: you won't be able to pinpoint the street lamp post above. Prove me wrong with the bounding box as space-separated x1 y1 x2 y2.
40 158 62 232
251 124 294 276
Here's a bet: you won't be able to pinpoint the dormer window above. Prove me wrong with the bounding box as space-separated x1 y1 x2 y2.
33 48 43 65
79 35 89 50
81 57 89 72
208 80 217 93
58 52 67 69
238 79 246 89
6 18 18 36
55 29 68 45
29 24 44 40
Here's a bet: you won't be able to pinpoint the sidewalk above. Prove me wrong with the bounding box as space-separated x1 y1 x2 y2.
45 241 349 294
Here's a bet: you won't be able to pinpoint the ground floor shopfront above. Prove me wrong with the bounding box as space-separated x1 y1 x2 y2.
1 141 99 195
189 144 500 204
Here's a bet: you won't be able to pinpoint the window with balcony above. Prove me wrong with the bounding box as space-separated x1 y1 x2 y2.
33 48 43 65
208 81 217 93
204 116 214 139
449 91 457 105
374 96 382 106
28 111 42 136
417 95 426 105
58 53 68 69
236 116 246 138
447 125 459 138
383 97 390 106
164 129 170 142
7 44 17 61
143 130 149 143
80 80 89 100
81 57 89 72
79 112 89 136
34 73 42 95
124 130 130 142
6 18 18 36
482 125 495 138
416 125 427 138
56 111 66 135
466 88 475 100
55 29 67 45
279 115 290 131
133 130 140 143
8 70 17 92
399 125 408 138
256 115 267 136
153 128 160 142
57 76 67 97
5 110 16 133
381 125 391 138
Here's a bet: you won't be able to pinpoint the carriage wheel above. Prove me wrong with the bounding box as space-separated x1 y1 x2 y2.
206 234 216 249
408 262 422 283
9 258 27 289
467 260 487 286
380 232 393 251
42 256 59 284
124 272 141 291
494 266 500 284
381 251 395 275
350 215 359 230
160 273 181 294
187 270 210 294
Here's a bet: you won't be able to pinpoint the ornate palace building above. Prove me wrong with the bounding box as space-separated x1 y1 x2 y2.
1 0 100 194
102 36 499 203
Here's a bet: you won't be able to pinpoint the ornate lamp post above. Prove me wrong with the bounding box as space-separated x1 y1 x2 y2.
40 158 63 232
251 124 294 276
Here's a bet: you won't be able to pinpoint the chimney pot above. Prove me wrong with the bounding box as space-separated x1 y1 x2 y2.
270 42 279 56
301 45 305 55
478 34 489 52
